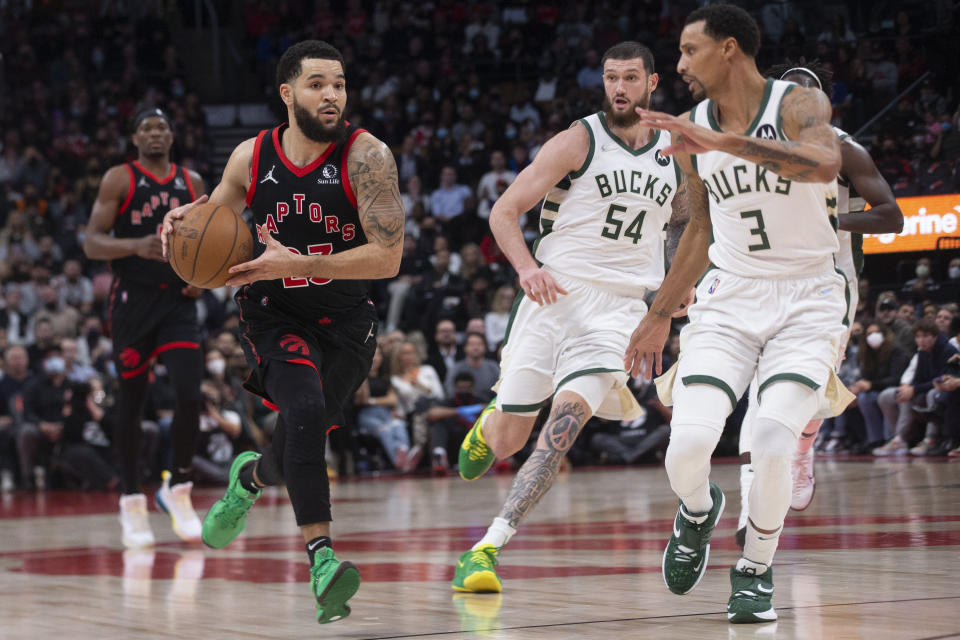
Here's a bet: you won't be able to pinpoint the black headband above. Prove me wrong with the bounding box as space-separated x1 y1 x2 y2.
132 108 172 132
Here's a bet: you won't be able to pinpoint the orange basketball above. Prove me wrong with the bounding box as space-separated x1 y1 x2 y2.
169 202 253 289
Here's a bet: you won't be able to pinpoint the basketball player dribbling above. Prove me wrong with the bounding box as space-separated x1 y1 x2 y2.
84 107 207 549
735 60 903 545
161 40 403 624
454 41 688 593
623 4 848 623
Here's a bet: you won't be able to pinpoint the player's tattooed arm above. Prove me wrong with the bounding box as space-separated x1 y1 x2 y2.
500 401 589 528
730 86 840 183
350 134 405 251
665 180 689 267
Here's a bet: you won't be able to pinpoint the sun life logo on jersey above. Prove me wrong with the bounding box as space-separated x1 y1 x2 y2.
755 124 777 140
318 164 340 185
655 149 671 166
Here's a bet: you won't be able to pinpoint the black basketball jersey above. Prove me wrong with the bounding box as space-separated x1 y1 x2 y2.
112 161 196 286
244 123 370 318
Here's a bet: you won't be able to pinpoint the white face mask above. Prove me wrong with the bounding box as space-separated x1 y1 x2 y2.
866 332 885 349
949 266 960 280
206 359 226 376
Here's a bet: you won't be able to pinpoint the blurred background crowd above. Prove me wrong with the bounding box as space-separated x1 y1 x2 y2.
0 0 958 492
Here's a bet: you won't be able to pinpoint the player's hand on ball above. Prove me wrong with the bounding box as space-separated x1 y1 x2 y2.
518 266 568 306
672 287 696 318
161 194 208 258
136 235 167 262
226 225 299 286
623 314 670 379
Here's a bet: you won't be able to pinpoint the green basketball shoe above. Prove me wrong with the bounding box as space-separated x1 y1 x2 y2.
311 546 361 624
662 481 725 595
458 399 497 481
452 544 502 593
727 565 777 624
201 451 261 549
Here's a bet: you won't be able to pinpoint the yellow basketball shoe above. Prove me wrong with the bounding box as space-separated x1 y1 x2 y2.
458 398 497 480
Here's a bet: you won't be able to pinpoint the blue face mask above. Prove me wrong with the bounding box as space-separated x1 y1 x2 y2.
436 128 449 139
44 357 65 375
505 128 517 139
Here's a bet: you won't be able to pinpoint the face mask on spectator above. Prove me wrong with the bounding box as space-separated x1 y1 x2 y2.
468 88 480 99
436 128 449 139
206 358 226 376
949 266 960 279
916 264 930 278
44 357 65 375
866 332 885 349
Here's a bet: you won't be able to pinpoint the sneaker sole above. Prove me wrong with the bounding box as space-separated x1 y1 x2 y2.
728 608 778 623
316 562 361 624
452 569 502 593
662 491 725 596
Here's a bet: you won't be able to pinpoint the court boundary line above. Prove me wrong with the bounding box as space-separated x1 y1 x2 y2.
362 595 960 639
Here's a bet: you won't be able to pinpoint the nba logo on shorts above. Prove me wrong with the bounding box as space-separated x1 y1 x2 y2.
707 277 720 294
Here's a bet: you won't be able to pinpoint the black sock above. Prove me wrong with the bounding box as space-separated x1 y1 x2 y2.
170 467 194 486
306 536 332 565
238 461 261 495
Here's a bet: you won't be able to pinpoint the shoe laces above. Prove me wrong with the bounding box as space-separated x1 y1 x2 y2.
671 543 699 564
217 490 252 528
470 547 499 569
467 438 491 462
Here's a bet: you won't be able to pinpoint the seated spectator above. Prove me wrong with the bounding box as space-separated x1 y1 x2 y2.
0 345 34 491
1 285 31 346
61 337 96 383
817 327 864 454
484 285 516 348
588 378 670 465
391 339 445 469
932 317 960 456
31 283 81 340
427 319 462 384
354 347 411 471
17 350 69 489
477 150 517 219
444 331 499 401
425 372 485 473
53 258 94 314
874 318 958 456
401 246 466 335
843 324 910 452
192 380 244 485
897 302 916 325
935 306 954 337
59 377 120 490
875 294 916 354
430 166 473 221
901 257 940 303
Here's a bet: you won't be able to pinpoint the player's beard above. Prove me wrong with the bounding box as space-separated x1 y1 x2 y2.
293 97 345 144
602 92 649 128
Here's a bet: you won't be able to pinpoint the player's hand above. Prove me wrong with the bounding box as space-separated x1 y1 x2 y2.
225 225 299 286
636 108 724 155
135 235 166 262
623 313 671 379
161 194 208 258
517 265 568 306
671 287 696 318
181 285 203 298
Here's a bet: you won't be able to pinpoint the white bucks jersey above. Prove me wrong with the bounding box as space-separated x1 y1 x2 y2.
833 126 863 284
690 78 839 277
533 112 680 296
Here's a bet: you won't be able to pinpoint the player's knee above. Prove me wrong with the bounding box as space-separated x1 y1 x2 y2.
750 418 796 472
670 383 733 432
664 424 721 481
755 380 819 435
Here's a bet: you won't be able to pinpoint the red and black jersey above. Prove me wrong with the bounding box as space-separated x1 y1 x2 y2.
244 122 369 319
112 161 196 286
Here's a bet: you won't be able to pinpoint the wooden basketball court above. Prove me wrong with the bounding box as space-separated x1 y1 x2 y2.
1 458 958 639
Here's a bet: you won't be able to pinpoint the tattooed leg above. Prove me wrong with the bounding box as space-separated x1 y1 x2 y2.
499 392 593 528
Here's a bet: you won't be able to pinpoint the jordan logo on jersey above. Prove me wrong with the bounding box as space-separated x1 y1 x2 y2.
260 165 279 184
137 176 149 188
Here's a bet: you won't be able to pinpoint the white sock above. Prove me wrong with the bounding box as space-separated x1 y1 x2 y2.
736 554 771 576
474 517 516 550
742 520 782 567
738 463 754 530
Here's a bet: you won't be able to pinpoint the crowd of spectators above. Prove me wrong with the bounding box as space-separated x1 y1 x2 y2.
0 1 959 491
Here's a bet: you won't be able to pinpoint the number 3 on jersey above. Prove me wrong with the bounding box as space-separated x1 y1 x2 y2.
282 243 332 287
600 204 646 244
740 209 771 252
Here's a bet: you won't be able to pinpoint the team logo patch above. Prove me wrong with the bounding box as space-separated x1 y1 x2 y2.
317 164 340 184
121 291 128 303
260 165 278 184
755 124 777 140
280 334 309 355
119 348 140 369
260 296 269 307
707 277 721 294
655 149 671 166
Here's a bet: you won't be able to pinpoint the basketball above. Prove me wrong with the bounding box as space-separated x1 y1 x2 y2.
168 202 253 289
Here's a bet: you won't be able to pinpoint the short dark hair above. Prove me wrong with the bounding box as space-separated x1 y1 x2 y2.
454 372 476 386
766 58 834 97
601 41 655 75
465 331 487 347
685 3 761 58
913 318 939 336
276 40 344 89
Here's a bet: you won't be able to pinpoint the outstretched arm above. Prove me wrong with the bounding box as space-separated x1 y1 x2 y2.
638 86 840 183
837 137 903 234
